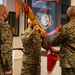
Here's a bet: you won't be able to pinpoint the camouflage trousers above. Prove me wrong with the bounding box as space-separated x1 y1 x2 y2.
0 63 4 75
0 62 12 75
21 63 41 75
61 68 75 75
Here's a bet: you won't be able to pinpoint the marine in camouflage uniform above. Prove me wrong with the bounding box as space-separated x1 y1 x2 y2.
43 6 75 75
21 23 48 75
0 20 12 75
0 4 12 75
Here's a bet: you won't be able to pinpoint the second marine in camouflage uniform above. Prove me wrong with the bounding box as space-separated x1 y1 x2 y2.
44 19 75 75
21 26 48 75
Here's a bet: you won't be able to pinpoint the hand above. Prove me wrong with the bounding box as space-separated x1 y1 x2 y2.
33 24 40 31
50 47 60 54
40 32 46 38
5 70 12 75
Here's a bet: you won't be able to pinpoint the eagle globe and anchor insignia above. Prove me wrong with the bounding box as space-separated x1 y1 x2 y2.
40 13 53 29
39 6 53 29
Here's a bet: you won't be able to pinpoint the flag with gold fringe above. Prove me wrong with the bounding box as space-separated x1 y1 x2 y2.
23 4 60 74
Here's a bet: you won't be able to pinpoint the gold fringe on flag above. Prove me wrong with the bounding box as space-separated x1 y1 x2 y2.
15 0 25 18
23 4 46 36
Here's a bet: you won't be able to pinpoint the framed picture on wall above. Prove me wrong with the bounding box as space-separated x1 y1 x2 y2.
8 12 19 36
61 4 69 14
